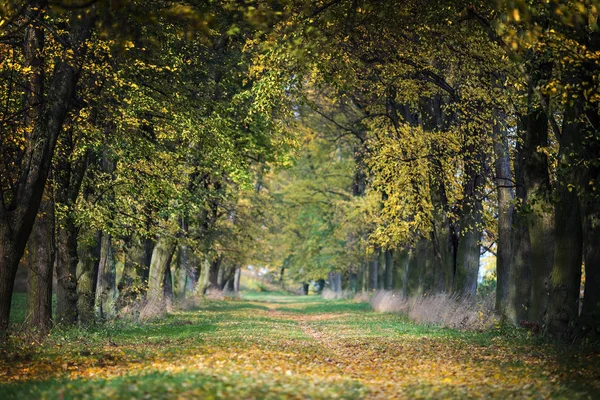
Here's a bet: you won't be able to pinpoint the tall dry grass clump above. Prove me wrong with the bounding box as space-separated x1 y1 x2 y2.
353 291 372 303
321 288 354 300
370 290 497 331
370 290 407 313
138 298 171 322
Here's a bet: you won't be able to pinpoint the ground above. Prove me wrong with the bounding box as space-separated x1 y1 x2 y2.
1 292 599 399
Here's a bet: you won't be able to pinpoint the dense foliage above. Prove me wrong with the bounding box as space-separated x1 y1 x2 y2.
0 0 598 342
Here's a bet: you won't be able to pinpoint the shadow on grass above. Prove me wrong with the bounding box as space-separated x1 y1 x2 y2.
277 302 372 315
192 301 271 313
241 291 319 304
108 319 217 342
0 369 365 400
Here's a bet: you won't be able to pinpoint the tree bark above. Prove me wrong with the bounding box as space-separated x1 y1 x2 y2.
76 231 100 326
208 255 222 292
118 235 153 307
524 62 555 325
580 107 600 328
582 205 600 325
393 249 409 294
506 128 532 324
163 261 174 305
55 218 80 325
197 256 211 294
302 282 309 295
547 99 584 337
174 243 190 299
421 96 456 294
384 249 394 290
54 148 88 324
0 5 95 332
54 112 91 326
25 197 55 333
407 240 427 296
492 111 514 313
95 233 117 320
233 266 241 294
454 146 485 298
370 247 380 291
145 236 176 310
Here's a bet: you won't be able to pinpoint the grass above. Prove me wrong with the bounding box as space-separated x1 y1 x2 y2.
1 291 599 399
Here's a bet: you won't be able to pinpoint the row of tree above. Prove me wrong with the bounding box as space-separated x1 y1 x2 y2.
257 0 599 338
0 0 292 333
1 0 598 340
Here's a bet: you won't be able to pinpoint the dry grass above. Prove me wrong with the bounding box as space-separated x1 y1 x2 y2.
353 292 372 303
370 291 407 313
139 299 168 322
370 290 498 331
321 288 353 300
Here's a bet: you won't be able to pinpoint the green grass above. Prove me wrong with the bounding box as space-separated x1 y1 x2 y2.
1 291 599 399
9 292 57 328
8 292 27 326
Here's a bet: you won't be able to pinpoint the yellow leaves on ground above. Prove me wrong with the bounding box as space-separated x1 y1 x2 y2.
1 294 599 399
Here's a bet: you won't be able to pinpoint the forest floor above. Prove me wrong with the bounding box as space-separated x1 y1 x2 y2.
1 292 599 399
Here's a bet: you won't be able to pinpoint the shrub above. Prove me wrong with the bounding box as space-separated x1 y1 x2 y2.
370 290 498 331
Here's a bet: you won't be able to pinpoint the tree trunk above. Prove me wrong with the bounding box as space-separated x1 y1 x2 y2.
407 241 427 296
76 231 100 326
548 178 582 337
454 149 485 298
524 63 555 325
219 265 236 291
174 243 190 299
54 118 91 326
547 100 584 337
186 252 199 294
208 256 222 292
163 262 174 305
492 112 514 313
582 206 600 326
349 272 357 292
118 236 153 307
454 209 482 298
25 197 55 333
95 233 117 320
233 267 241 294
421 95 456 294
0 6 95 332
217 262 225 289
393 249 409 294
378 250 386 290
328 272 335 292
55 218 80 325
224 270 235 293
197 256 211 294
302 282 309 295
328 271 341 293
506 129 532 324
145 236 176 310
359 260 367 292
384 249 394 290
370 247 380 291
580 108 600 328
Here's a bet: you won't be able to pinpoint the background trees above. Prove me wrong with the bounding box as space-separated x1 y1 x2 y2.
0 0 598 340
254 0 599 338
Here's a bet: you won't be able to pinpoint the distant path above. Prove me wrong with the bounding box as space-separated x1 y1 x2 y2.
1 292 598 399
